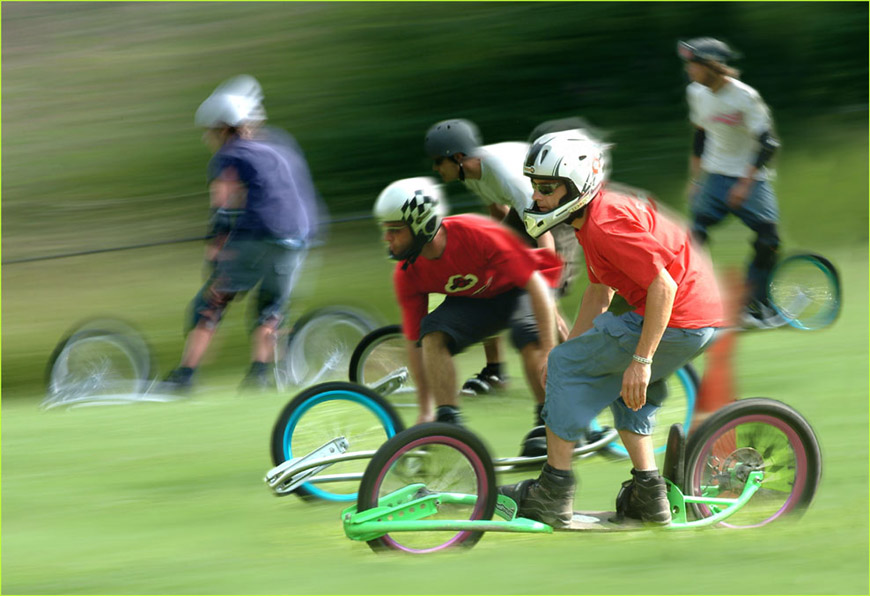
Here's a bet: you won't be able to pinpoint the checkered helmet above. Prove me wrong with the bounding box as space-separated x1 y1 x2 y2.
522 129 610 238
373 177 448 261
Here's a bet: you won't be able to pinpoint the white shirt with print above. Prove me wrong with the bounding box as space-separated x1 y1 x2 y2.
687 78 774 180
463 142 534 213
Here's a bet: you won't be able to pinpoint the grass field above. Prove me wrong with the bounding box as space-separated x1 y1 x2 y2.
2 219 868 594
2 3 867 594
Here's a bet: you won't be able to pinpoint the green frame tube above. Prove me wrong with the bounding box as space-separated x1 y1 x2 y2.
342 471 764 541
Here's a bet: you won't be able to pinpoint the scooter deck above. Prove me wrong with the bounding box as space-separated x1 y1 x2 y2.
559 511 647 532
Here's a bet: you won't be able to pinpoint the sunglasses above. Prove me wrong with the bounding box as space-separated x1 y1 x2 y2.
531 180 563 196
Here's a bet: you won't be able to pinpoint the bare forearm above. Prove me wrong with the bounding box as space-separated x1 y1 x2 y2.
635 270 677 360
536 230 555 251
526 272 556 353
569 283 615 340
488 203 509 219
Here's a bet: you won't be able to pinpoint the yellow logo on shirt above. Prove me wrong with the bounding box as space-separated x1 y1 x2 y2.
445 274 479 293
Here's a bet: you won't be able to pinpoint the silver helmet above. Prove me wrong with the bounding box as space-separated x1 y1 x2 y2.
522 130 610 238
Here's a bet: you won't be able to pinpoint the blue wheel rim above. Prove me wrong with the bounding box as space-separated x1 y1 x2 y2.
282 389 398 502
769 255 841 330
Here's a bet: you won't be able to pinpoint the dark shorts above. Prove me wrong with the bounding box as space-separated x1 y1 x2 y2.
191 237 306 329
418 288 539 355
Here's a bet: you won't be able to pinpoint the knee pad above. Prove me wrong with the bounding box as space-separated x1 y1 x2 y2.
187 287 234 332
751 223 780 270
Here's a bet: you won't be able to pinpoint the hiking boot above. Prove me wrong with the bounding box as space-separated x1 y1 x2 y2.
162 367 194 393
613 469 671 526
460 365 508 396
498 463 576 528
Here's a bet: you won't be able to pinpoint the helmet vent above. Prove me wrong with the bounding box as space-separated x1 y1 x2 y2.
578 155 587 161
540 149 548 163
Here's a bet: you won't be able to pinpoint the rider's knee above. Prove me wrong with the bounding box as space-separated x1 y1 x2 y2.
187 287 234 333
420 331 451 352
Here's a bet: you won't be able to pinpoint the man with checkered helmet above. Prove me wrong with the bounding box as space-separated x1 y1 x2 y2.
678 37 784 328
499 130 726 528
373 177 562 442
423 119 579 399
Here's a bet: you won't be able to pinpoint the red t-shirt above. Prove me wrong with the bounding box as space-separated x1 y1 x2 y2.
395 214 563 341
576 189 725 328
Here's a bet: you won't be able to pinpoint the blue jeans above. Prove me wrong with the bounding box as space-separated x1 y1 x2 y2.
691 173 780 303
542 311 717 441
691 173 779 229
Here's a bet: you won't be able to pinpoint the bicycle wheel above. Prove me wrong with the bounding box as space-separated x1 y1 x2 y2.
279 307 377 389
44 320 153 409
357 423 497 554
591 363 699 458
768 253 841 330
683 398 821 528
270 382 404 501
348 324 416 406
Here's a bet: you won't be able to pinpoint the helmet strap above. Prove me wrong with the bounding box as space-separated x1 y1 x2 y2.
450 156 466 182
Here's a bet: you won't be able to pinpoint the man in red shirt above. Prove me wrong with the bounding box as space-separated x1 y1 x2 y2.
500 130 726 527
373 177 562 435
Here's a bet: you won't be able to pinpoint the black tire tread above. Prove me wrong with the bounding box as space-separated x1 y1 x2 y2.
357 422 497 553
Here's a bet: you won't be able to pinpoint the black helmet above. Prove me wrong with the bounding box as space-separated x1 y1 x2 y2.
677 37 740 65
423 119 482 159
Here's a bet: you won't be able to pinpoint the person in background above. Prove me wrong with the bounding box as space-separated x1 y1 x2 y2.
164 75 320 391
678 37 784 328
424 119 578 398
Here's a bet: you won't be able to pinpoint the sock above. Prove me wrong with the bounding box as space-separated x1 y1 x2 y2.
542 462 575 483
632 468 661 483
483 362 503 377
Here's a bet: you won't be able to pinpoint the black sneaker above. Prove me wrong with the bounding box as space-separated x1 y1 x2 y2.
498 464 575 528
435 405 463 426
614 469 671 526
162 367 194 393
239 362 274 392
460 366 508 396
519 425 548 458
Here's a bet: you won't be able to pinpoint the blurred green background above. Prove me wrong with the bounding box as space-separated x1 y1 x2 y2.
2 2 868 595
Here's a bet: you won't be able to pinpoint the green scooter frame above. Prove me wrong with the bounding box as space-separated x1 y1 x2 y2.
342 470 763 543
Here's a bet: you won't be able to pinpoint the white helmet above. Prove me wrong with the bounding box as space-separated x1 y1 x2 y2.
373 177 448 262
214 74 264 103
195 74 266 128
522 130 610 238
